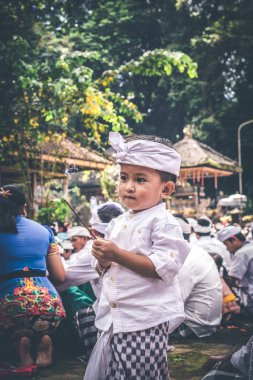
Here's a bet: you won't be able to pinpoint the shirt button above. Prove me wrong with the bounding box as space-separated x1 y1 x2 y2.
110 276 115 282
111 303 117 308
170 252 176 258
137 228 142 234
122 225 127 230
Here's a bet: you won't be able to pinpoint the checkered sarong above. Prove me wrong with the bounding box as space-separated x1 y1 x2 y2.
74 306 98 364
105 321 170 380
201 369 246 379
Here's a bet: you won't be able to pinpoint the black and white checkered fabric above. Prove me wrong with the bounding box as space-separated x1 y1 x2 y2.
105 321 170 380
201 369 246 380
74 306 98 364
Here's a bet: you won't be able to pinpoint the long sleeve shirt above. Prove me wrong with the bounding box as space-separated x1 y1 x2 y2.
94 203 190 334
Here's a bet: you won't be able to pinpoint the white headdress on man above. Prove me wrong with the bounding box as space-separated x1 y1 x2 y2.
67 226 91 239
217 225 242 242
194 216 212 234
109 132 181 176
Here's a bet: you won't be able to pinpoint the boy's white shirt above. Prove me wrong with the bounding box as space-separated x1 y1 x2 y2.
93 202 190 334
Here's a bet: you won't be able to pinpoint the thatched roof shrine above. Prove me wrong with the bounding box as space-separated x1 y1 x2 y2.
0 137 111 184
40 137 111 175
174 130 241 188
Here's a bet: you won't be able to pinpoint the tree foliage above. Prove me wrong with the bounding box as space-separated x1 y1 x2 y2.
1 0 252 201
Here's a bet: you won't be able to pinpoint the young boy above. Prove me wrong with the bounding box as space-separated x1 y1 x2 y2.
85 132 190 380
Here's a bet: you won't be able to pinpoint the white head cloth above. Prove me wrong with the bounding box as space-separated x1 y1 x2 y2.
61 240 74 250
67 226 91 239
89 196 125 235
217 225 242 242
194 216 212 234
109 131 181 176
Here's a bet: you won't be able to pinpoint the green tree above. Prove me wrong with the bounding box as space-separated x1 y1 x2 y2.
0 0 197 214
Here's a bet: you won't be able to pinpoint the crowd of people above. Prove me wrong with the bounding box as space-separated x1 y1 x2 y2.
0 131 253 379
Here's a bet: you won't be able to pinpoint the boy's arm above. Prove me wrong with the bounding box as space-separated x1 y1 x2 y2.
92 238 160 279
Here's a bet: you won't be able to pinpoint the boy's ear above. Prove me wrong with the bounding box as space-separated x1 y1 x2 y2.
162 181 175 197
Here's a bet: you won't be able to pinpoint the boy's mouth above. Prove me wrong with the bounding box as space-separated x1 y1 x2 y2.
124 195 136 200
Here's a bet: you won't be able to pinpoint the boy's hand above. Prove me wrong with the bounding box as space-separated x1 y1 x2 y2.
92 238 120 262
97 258 112 270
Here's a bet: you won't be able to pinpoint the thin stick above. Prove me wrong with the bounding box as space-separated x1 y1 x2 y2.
62 198 97 240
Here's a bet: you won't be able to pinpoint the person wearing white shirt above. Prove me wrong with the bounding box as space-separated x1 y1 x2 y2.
174 216 222 338
193 216 231 269
177 247 222 337
84 132 190 380
217 225 253 316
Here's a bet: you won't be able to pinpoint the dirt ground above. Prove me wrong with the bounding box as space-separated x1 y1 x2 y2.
2 314 252 380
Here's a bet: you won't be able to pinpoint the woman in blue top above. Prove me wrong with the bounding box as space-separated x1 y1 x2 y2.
0 185 66 368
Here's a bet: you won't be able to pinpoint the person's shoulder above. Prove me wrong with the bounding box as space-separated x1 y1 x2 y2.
238 241 253 256
185 246 216 272
21 217 45 230
154 208 181 228
190 245 213 261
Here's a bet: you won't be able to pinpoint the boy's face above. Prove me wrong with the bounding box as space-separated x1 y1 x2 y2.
119 164 171 213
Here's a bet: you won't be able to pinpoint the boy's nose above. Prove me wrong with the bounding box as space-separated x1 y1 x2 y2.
126 182 135 192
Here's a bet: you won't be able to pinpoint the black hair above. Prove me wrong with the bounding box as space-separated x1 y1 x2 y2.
124 134 177 183
0 185 26 233
226 232 246 243
57 220 67 232
97 204 123 223
195 217 212 236
197 218 211 227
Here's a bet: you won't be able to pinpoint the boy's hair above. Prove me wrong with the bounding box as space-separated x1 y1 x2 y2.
124 134 177 183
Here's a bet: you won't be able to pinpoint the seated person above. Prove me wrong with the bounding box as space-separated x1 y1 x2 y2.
209 252 240 321
202 335 253 379
173 216 222 338
56 220 68 241
60 239 74 261
193 216 231 269
217 225 253 316
0 185 65 368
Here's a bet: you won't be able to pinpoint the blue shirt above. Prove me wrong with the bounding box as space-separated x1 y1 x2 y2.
0 216 54 276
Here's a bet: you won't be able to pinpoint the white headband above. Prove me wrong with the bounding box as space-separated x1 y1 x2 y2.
194 216 212 234
217 226 241 242
109 132 181 176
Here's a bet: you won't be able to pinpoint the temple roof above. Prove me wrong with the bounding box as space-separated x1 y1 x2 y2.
174 133 241 177
0 137 111 183
40 137 111 172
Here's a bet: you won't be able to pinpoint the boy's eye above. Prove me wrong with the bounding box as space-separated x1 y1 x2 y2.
120 175 128 182
137 177 146 183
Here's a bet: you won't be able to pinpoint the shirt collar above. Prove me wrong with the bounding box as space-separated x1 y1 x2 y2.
126 202 166 219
